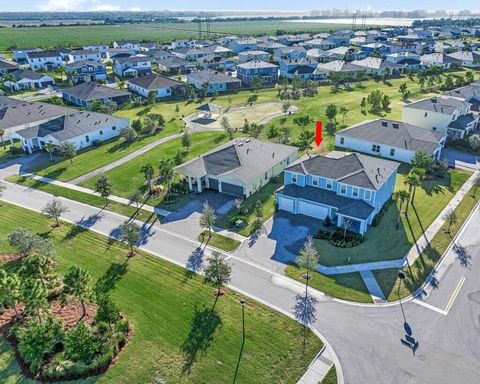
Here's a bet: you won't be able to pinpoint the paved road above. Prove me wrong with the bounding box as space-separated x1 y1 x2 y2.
1 181 479 384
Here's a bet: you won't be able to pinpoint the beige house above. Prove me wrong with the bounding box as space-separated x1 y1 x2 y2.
175 138 298 197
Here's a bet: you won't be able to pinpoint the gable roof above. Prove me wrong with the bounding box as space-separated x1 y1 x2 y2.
10 69 50 81
286 152 399 190
175 138 297 184
317 60 365 73
350 57 403 70
237 60 278 70
62 82 131 101
128 74 184 90
337 119 445 154
443 83 480 100
26 50 62 59
404 96 470 114
65 60 105 69
188 69 240 84
0 60 18 71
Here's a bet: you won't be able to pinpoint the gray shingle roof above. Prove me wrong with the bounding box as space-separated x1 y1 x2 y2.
26 50 62 59
286 152 399 191
448 114 477 130
0 60 18 70
443 83 480 100
317 60 365 73
337 119 445 154
175 138 297 184
0 96 71 130
10 69 46 81
404 96 470 114
276 184 375 220
65 60 104 69
127 74 184 90
15 110 126 141
188 69 241 84
237 60 278 69
62 82 130 101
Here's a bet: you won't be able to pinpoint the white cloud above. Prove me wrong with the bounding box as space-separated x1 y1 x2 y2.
129 7 142 11
38 0 120 11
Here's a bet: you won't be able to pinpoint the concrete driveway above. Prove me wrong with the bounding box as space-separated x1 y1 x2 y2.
160 190 236 238
234 211 322 273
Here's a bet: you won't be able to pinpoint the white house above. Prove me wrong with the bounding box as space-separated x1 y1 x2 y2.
83 45 110 53
113 40 141 52
113 56 152 78
238 50 270 63
402 96 478 139
350 57 404 76
10 110 129 154
335 119 447 163
127 74 189 99
187 69 241 93
446 51 480 68
27 50 64 71
3 70 55 92
13 48 42 63
171 39 197 50
67 50 102 63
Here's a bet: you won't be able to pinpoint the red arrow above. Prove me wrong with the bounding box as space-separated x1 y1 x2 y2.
314 121 323 147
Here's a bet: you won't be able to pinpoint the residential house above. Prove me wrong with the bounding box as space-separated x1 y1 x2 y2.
113 56 152 78
13 48 42 63
274 46 307 61
350 36 377 47
350 57 403 76
238 50 270 63
229 38 259 53
105 48 136 62
420 53 462 69
335 119 446 163
359 43 390 57
326 30 354 47
171 39 197 50
316 60 366 78
67 50 102 63
3 70 55 92
62 82 131 108
0 60 19 76
402 96 478 139
386 52 422 69
113 40 141 52
276 152 399 235
236 61 279 85
301 38 336 50
187 69 241 93
386 41 420 54
446 51 480 68
175 137 298 197
27 50 64 71
279 58 319 80
278 35 308 46
257 41 287 53
127 74 189 99
157 56 196 74
10 109 129 154
171 47 207 60
197 55 237 71
443 83 480 113
83 45 110 53
64 61 107 84
139 42 158 52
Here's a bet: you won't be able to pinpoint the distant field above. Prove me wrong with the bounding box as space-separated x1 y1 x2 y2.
0 21 356 50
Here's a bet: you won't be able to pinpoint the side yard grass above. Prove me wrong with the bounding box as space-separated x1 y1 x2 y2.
0 203 322 384
5 175 155 222
373 186 479 301
313 169 471 267
27 123 180 182
321 365 338 384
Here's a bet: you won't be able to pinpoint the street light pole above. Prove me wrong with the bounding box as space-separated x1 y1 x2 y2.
240 299 246 342
397 270 407 325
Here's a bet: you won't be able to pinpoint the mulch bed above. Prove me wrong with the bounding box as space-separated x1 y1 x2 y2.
51 300 97 330
0 253 25 263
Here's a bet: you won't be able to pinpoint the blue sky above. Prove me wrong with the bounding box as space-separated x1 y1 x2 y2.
4 0 479 12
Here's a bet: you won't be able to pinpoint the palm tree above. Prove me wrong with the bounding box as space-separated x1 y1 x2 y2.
158 158 175 198
404 173 420 212
200 201 217 240
443 210 458 234
0 128 6 150
393 190 411 229
140 164 155 195
44 142 56 162
94 175 112 206
472 174 480 198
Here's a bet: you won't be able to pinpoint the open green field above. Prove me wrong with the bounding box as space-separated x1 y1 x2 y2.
0 21 357 50
80 131 227 204
313 168 471 267
28 122 181 182
374 186 479 301
0 202 322 383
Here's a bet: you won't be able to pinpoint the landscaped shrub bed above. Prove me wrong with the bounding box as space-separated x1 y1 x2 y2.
371 198 393 226
314 227 364 248
0 228 133 382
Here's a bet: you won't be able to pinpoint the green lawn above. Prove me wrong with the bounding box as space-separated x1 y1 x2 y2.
0 203 322 384
198 231 241 252
6 175 156 222
374 186 479 301
284 265 372 303
27 123 181 182
321 366 338 384
313 169 471 267
216 176 284 236
0 142 24 165
79 131 228 205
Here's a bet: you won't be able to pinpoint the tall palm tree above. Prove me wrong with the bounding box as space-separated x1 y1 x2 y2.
158 158 175 198
44 142 56 162
404 173 419 212
140 164 155 195
393 190 411 230
0 128 6 150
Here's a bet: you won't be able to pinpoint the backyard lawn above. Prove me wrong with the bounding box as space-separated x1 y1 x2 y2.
27 122 182 182
374 185 479 301
0 203 323 384
79 131 228 205
313 168 471 267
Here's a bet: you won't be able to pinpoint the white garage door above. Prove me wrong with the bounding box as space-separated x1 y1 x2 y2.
297 200 329 220
278 196 294 213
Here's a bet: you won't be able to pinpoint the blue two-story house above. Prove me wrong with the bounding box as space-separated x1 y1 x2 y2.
275 152 399 235
65 61 107 84
236 61 279 85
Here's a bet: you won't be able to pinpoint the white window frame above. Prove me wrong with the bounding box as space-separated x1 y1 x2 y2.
312 176 319 186
352 187 359 197
291 174 297 183
364 190 371 200
339 184 347 195
326 179 333 190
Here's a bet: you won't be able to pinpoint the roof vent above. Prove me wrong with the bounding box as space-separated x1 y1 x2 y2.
238 142 243 146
